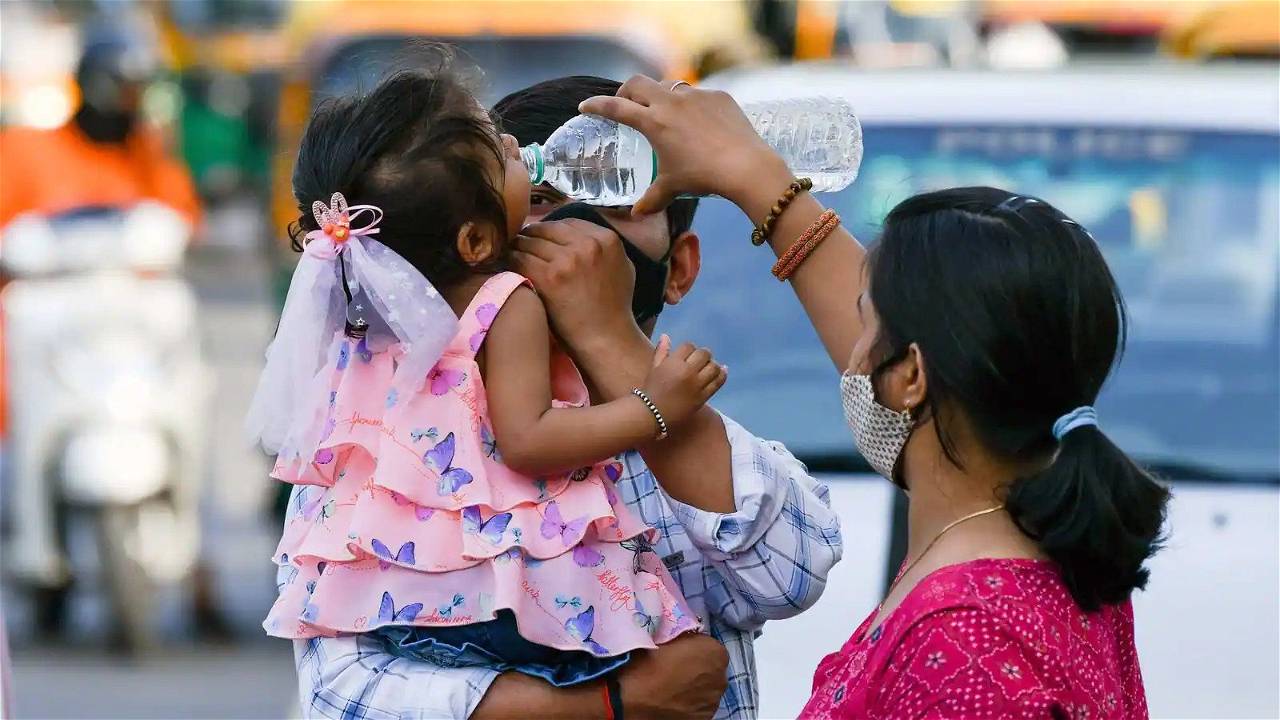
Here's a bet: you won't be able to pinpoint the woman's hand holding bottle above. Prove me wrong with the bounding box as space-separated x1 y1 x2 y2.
642 334 728 430
578 75 793 218
583 75 869 369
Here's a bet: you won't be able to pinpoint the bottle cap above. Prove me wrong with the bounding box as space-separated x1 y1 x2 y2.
521 144 545 185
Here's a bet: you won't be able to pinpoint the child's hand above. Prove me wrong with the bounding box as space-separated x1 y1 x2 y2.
642 334 728 428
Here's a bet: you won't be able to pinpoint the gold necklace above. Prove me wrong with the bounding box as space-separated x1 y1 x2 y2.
881 504 1006 607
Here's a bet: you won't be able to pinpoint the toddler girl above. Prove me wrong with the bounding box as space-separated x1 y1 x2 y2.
247 68 724 686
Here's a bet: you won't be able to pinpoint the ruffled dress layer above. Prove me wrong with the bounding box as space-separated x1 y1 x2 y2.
265 272 698 657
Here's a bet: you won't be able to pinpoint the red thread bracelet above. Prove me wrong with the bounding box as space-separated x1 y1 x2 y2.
774 209 837 275
772 209 840 281
776 215 839 280
601 679 616 720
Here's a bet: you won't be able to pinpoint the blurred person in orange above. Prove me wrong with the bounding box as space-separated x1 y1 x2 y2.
0 34 201 231
0 31 223 642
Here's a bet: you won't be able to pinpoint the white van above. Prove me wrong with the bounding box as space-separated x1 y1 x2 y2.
670 63 1280 719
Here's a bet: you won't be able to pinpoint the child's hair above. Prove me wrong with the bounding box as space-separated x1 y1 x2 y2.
290 61 509 289
869 186 1170 612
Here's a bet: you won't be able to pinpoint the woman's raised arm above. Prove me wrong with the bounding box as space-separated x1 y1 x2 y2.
580 76 868 371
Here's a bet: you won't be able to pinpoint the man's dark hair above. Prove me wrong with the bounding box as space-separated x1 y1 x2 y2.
492 76 699 241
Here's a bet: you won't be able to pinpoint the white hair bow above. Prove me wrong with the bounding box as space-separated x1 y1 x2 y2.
245 193 459 458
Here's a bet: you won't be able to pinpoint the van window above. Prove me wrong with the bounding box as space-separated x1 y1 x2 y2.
672 126 1279 479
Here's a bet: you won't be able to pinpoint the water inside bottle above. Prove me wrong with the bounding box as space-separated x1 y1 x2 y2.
522 118 656 206
524 97 861 206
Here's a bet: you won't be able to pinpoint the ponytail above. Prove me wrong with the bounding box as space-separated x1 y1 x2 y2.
872 187 1172 611
1006 425 1170 611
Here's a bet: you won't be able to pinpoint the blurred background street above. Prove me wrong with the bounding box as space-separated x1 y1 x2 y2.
1 1 1277 718
4 237 294 718
12 645 291 719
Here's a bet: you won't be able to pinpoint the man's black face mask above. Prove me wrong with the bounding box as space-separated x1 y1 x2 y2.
541 203 672 326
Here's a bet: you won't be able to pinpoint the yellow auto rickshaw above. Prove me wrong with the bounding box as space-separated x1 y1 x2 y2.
1162 0 1280 60
982 0 1215 52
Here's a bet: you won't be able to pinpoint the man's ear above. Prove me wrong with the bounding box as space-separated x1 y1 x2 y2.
456 221 497 265
664 230 701 306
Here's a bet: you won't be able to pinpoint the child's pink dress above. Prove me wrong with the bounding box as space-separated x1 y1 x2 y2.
265 272 698 658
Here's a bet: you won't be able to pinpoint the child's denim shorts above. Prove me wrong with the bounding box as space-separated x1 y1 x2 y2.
372 610 630 687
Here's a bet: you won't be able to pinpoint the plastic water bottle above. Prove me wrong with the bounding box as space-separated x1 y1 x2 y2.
521 97 863 206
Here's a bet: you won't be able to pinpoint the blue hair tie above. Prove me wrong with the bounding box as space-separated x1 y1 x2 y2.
1052 406 1097 440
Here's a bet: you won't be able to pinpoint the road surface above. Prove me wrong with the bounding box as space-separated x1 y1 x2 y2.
12 644 297 719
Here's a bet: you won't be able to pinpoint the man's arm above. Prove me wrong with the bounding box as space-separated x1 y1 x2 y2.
681 416 843 626
471 673 601 720
293 635 498 719
585 335 843 625
474 635 728 720
296 633 727 720
572 325 736 514
513 220 843 626
515 219 735 513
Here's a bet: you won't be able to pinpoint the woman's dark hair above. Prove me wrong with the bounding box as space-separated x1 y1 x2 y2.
290 61 508 290
491 75 698 240
868 186 1170 611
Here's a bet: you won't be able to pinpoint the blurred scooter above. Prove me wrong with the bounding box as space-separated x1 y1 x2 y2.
0 202 209 654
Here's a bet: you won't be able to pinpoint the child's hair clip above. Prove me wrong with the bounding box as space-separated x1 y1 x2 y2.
313 192 351 242
308 192 382 250
249 189 455 462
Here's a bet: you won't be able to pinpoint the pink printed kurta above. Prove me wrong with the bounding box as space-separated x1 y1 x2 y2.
265 272 698 657
801 558 1149 719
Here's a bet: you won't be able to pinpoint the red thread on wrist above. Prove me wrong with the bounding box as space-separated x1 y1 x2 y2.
772 209 840 281
601 679 616 720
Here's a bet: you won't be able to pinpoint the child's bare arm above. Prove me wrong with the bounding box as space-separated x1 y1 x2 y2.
483 286 725 476
483 287 652 474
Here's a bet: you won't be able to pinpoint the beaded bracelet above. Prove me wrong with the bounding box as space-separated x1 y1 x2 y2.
751 177 813 246
631 388 669 441
772 209 841 281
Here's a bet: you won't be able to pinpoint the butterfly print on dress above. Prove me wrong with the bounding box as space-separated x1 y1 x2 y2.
424 433 474 495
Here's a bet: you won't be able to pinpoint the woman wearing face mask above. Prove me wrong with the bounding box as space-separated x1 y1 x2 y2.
583 78 1169 718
